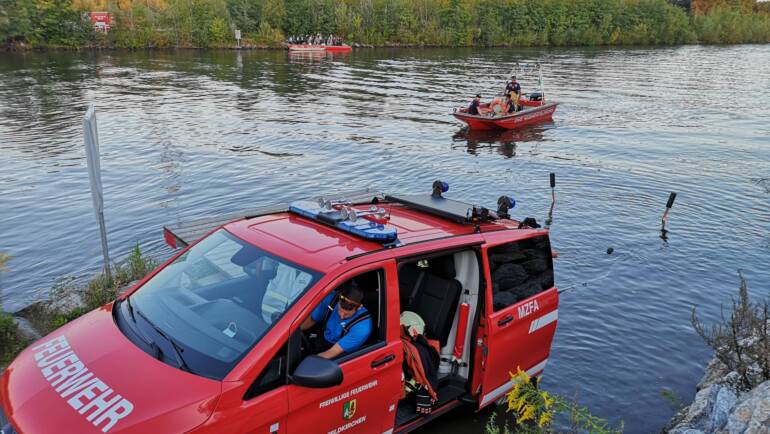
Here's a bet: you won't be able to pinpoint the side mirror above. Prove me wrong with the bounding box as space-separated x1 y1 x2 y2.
289 355 343 388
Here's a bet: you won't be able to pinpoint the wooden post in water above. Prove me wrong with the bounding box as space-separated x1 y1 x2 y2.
83 105 112 281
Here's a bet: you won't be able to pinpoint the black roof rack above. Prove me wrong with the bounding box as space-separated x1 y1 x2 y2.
385 193 496 224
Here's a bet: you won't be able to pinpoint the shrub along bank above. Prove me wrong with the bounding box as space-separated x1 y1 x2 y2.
0 254 27 365
0 245 158 366
1 0 770 49
665 274 770 432
20 244 158 336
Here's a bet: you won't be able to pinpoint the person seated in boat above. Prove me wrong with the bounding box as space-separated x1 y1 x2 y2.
467 94 482 115
504 93 516 114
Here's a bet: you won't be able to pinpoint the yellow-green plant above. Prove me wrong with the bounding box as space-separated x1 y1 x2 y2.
487 367 623 434
507 368 555 428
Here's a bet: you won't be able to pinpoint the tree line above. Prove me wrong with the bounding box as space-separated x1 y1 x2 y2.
1 0 770 49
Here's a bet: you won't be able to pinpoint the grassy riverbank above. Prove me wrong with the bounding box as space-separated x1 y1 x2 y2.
0 246 158 365
2 0 770 50
0 254 25 364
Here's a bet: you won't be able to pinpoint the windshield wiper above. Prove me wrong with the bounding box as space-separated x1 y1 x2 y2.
134 308 193 373
123 298 162 360
126 296 137 323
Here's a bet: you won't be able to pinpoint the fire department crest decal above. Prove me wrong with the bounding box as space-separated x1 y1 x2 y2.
342 399 357 420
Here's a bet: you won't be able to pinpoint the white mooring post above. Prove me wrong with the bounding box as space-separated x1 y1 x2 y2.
83 105 112 281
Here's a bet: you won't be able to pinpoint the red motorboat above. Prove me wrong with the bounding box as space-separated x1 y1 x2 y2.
324 44 352 52
453 101 558 130
453 62 557 130
287 44 325 52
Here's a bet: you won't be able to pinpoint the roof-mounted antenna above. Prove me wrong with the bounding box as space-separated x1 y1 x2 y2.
432 180 449 198
545 173 556 228
661 192 677 240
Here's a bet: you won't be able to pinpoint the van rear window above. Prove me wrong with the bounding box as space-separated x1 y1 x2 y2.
488 235 554 311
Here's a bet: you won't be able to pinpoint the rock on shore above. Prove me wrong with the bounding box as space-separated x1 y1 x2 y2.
665 358 769 434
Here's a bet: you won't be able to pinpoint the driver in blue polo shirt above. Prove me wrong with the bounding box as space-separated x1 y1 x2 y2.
301 281 372 359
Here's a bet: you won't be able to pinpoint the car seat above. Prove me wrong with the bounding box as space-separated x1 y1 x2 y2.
399 257 462 347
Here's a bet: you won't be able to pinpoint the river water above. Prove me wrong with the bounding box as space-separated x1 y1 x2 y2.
1 45 769 432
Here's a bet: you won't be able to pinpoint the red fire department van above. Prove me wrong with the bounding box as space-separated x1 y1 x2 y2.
1 184 558 434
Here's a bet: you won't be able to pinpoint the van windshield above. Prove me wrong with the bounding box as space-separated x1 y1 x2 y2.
127 229 321 379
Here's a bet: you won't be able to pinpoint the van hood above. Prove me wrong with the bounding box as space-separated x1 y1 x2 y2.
0 306 221 434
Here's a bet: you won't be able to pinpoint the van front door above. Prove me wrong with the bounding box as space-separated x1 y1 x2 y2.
286 262 402 434
477 232 559 408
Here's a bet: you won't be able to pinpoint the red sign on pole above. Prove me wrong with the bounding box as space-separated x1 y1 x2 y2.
89 12 111 32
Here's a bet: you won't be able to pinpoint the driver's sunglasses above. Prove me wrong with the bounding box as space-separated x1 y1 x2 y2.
339 295 361 311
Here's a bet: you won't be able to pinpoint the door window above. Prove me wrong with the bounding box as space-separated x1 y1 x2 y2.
298 269 385 362
488 234 554 311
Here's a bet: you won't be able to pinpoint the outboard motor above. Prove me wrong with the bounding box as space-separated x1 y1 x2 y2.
529 91 543 102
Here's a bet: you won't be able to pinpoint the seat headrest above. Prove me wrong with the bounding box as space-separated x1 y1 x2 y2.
430 256 456 279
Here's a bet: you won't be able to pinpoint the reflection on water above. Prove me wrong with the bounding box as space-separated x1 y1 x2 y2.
451 124 553 158
287 50 350 63
1 46 770 434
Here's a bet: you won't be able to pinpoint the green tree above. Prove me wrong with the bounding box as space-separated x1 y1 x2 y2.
3 0 770 48
30 0 94 46
283 0 312 35
439 0 473 46
209 15 228 43
262 0 285 29
227 0 261 33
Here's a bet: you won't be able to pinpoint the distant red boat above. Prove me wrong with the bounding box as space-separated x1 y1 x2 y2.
453 98 558 130
287 44 352 52
324 44 352 52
